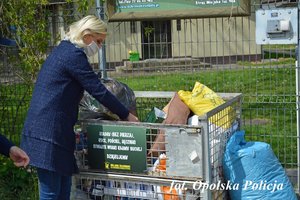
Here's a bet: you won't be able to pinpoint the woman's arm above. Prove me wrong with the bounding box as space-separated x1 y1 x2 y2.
0 134 14 157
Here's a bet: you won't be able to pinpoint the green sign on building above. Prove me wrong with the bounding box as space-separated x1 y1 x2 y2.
87 124 147 173
117 0 240 11
107 0 250 21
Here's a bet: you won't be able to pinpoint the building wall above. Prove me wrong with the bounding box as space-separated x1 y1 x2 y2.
106 21 142 64
106 12 260 64
49 4 260 65
171 14 259 58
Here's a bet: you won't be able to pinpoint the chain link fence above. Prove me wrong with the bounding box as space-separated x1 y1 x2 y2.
0 0 299 197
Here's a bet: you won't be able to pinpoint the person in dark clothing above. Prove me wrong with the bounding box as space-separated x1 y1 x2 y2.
20 15 139 200
0 134 29 167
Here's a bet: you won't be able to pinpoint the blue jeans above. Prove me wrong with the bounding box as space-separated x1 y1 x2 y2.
37 168 72 200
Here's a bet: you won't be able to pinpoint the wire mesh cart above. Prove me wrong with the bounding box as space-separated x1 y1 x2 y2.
72 91 242 200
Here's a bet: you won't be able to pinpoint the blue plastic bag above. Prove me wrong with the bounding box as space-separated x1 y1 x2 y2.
223 130 297 200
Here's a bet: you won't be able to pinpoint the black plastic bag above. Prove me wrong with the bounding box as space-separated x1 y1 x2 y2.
79 78 136 120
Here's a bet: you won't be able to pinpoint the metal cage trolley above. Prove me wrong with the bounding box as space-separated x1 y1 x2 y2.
72 91 242 200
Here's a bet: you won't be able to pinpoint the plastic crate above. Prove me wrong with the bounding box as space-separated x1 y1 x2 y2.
72 91 242 200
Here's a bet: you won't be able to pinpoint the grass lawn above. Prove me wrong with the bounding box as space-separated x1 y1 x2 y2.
115 64 297 168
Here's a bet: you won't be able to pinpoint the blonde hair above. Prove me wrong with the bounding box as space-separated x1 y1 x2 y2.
66 15 107 48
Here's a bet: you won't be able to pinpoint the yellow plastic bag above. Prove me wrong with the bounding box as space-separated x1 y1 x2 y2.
178 82 235 128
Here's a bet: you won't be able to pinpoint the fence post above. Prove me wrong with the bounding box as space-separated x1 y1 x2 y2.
95 0 107 78
297 1 300 195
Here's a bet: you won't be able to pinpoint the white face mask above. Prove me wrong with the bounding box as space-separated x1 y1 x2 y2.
84 41 99 57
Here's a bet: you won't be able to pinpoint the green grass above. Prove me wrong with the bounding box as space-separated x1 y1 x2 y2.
237 58 296 66
116 67 297 168
117 66 296 102
263 44 296 50
262 45 297 59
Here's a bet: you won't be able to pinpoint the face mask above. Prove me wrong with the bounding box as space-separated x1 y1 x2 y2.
84 41 99 56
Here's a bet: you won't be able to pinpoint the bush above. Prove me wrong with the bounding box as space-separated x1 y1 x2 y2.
0 157 38 200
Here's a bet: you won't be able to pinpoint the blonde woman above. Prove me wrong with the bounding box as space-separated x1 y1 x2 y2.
21 15 139 200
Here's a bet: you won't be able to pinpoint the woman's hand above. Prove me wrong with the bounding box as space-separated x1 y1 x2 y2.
126 113 139 122
9 146 30 168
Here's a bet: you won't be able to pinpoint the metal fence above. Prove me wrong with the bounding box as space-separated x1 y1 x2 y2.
103 1 299 194
0 0 299 197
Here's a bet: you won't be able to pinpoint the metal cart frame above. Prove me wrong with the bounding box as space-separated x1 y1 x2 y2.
72 91 242 200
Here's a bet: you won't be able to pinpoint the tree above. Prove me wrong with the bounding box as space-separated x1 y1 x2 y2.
1 0 50 82
1 0 95 82
0 0 95 199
